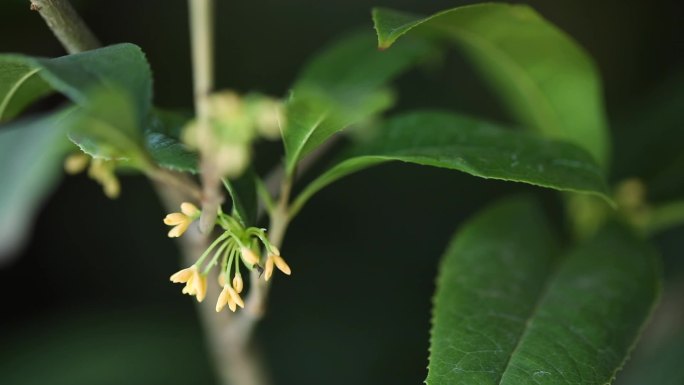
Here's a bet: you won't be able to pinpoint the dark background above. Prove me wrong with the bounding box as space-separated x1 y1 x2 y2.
1 0 683 384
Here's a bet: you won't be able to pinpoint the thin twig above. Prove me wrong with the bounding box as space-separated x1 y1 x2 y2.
29 0 100 54
188 0 224 234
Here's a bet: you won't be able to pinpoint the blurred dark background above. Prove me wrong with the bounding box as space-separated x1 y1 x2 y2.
1 0 683 384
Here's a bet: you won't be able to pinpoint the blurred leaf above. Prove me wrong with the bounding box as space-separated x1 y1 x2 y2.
0 60 50 121
145 110 198 173
223 167 258 226
0 43 152 123
373 4 610 167
428 197 661 384
66 88 148 167
0 109 74 259
283 31 435 174
292 111 611 216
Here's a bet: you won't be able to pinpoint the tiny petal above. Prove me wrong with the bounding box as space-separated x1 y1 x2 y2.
195 273 207 302
182 283 194 295
218 272 227 287
227 286 245 308
232 274 244 293
264 256 275 281
228 296 237 312
182 274 196 295
273 255 291 275
240 247 260 266
216 286 231 312
168 221 190 238
180 202 200 217
170 266 195 283
164 213 186 226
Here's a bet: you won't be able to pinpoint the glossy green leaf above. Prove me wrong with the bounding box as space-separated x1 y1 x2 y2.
428 197 660 384
144 110 198 173
0 43 152 123
283 31 435 174
373 4 610 166
291 111 610 216
144 132 197 174
0 110 74 259
222 167 258 227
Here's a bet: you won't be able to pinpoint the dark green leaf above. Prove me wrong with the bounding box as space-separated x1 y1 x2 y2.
291 111 611 216
66 88 148 167
283 31 435 174
145 132 198 174
144 110 198 173
373 4 610 166
222 168 258 227
428 197 660 384
0 110 73 259
0 43 152 123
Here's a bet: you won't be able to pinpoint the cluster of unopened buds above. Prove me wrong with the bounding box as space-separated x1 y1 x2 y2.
164 202 291 312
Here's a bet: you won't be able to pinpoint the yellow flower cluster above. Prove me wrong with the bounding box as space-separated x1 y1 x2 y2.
165 203 291 312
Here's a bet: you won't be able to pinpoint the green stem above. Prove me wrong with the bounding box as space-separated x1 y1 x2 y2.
646 201 684 235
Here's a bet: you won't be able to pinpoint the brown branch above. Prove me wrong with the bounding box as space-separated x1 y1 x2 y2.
29 0 100 54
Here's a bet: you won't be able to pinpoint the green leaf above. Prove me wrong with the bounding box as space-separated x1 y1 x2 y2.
428 197 660 385
291 111 611 216
0 109 74 259
69 92 197 174
0 61 50 121
66 88 148 167
222 168 258 227
0 43 152 123
283 31 435 174
144 110 198 173
373 4 610 167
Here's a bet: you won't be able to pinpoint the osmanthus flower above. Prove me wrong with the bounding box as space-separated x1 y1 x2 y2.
264 253 291 281
164 202 201 238
167 206 292 312
170 265 207 302
216 283 244 312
